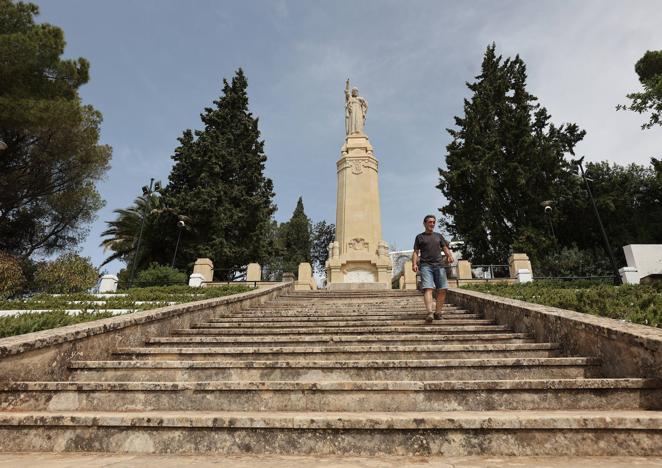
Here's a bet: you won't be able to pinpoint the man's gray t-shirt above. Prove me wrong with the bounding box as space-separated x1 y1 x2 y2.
414 232 449 266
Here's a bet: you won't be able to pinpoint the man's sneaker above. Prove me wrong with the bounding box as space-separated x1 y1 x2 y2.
425 312 434 322
433 312 443 320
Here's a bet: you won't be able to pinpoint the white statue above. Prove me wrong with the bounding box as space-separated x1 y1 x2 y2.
345 79 368 135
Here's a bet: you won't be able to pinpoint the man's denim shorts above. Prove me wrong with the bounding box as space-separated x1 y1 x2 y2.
419 263 448 290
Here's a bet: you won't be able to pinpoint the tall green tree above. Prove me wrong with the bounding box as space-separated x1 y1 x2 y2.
163 69 275 278
310 220 335 276
554 159 662 263
618 50 662 130
0 0 111 258
438 44 585 264
279 197 311 275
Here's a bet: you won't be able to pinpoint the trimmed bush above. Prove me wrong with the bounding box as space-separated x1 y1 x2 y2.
463 281 662 328
34 253 98 294
134 263 187 286
0 251 26 299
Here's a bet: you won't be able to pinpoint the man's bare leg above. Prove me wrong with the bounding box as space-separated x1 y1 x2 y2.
423 289 434 321
434 288 447 319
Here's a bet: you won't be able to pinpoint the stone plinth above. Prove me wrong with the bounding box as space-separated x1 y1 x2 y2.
193 258 214 283
457 260 472 280
326 133 392 288
508 253 532 278
246 263 261 282
294 263 317 291
402 261 418 290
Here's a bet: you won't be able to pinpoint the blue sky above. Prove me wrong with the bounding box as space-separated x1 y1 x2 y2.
32 0 662 272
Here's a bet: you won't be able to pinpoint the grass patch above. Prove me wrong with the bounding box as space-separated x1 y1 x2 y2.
0 284 253 338
462 281 662 328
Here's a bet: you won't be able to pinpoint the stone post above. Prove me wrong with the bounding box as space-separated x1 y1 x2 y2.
457 260 473 280
188 273 205 288
619 267 640 285
402 261 418 290
98 274 118 293
246 263 261 282
192 258 214 283
508 253 532 278
295 263 316 291
517 269 533 283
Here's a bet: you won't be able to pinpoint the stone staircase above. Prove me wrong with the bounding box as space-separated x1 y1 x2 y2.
0 290 660 455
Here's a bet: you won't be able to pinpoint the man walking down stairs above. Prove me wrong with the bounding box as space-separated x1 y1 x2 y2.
0 289 660 456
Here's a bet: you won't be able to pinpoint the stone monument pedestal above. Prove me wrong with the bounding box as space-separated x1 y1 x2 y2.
326 131 392 289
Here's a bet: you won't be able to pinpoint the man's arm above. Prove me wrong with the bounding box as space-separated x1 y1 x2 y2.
442 244 454 264
412 250 420 272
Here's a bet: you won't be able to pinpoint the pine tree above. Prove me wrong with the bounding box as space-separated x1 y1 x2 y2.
279 197 311 276
0 0 111 258
163 69 275 278
438 44 585 264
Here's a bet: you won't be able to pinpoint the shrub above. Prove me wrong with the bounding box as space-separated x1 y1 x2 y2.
34 253 98 293
134 263 187 286
0 251 27 299
534 246 612 277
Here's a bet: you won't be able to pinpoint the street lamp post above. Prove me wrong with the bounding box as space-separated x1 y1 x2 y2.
541 200 556 242
574 157 621 285
128 178 157 286
171 220 186 268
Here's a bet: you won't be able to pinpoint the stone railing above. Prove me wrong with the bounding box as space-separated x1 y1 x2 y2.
448 288 662 378
0 282 292 382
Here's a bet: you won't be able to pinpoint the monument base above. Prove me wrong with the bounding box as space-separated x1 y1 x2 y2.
325 246 393 290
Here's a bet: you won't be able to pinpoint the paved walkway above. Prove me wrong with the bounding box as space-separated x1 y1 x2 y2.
0 454 661 467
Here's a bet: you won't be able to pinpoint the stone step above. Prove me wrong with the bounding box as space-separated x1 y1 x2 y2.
191 319 492 329
173 325 513 336
69 357 601 382
210 312 476 321
280 291 422 298
1 379 659 412
112 343 560 360
253 303 443 311
145 332 533 347
2 410 660 455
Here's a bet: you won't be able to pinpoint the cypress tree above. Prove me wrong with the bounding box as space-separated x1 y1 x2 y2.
164 69 275 278
438 44 585 264
279 197 311 275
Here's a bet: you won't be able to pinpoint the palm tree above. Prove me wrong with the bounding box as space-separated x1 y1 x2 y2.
100 188 189 269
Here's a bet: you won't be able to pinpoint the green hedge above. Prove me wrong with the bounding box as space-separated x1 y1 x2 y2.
462 281 661 328
0 284 253 338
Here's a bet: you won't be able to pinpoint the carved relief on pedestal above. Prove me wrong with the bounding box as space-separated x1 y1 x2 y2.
348 238 369 252
351 160 363 175
337 157 378 175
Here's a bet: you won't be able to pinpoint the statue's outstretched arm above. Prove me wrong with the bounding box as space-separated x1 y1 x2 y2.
345 79 350 101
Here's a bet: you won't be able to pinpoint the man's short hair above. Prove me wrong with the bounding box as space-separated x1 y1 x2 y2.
423 215 436 224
